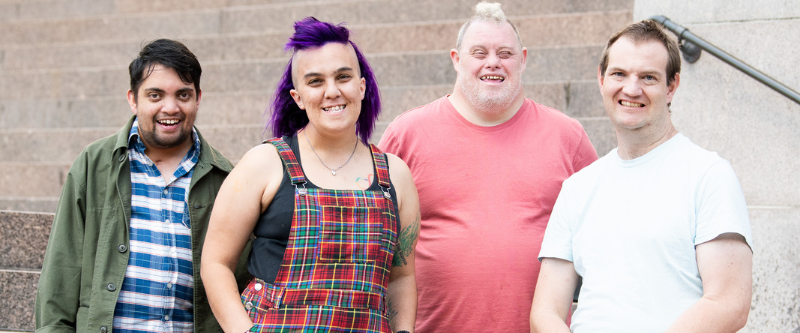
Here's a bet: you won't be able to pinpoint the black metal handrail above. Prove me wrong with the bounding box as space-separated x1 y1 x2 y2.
650 15 800 105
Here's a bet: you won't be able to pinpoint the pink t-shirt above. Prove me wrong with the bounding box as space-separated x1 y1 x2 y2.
379 97 598 332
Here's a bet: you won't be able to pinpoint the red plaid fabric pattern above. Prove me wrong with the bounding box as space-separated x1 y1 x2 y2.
242 138 398 332
370 144 391 189
267 138 306 185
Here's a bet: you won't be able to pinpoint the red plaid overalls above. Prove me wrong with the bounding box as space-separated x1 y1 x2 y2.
241 138 398 332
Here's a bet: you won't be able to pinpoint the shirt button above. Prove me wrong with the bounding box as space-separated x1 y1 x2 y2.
100 326 107 333
254 283 262 291
106 283 116 291
164 314 170 321
167 282 173 289
118 154 126 162
163 189 168 195
118 244 127 253
245 301 253 311
170 247 177 254
165 219 171 224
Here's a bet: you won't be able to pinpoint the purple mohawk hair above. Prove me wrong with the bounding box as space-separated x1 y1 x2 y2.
268 17 381 144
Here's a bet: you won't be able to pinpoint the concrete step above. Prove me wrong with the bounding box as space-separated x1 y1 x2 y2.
219 0 633 36
1 10 629 72
0 0 376 24
0 198 58 214
0 128 117 164
0 11 223 46
0 164 69 198
0 0 114 23
0 0 632 47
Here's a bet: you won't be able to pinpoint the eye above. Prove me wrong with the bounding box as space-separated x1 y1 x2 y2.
307 78 323 86
644 75 656 81
472 50 487 58
178 92 192 100
498 51 513 59
148 92 160 100
337 73 352 81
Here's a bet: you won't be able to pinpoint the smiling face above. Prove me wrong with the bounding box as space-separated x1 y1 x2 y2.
452 19 527 115
599 37 679 134
290 42 366 136
127 63 199 152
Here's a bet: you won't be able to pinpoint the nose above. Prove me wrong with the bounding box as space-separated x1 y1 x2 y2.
485 52 501 68
622 77 643 96
324 79 341 99
162 96 180 113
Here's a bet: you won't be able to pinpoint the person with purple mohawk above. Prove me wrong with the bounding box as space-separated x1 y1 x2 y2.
201 17 420 333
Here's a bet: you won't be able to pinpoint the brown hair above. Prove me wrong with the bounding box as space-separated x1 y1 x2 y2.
599 20 681 86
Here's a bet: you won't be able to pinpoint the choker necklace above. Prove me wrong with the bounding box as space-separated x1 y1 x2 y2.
304 131 358 176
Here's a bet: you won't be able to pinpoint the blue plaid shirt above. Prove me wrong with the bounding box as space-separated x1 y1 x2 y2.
113 118 200 332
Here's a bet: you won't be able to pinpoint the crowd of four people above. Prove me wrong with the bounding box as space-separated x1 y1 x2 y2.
34 1 753 332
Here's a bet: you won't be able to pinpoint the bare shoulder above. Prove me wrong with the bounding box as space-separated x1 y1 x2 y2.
229 143 283 180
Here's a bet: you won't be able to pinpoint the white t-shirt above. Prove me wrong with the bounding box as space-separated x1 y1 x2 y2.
539 133 752 332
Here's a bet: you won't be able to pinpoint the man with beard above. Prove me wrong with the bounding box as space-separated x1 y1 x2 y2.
378 2 598 331
35 39 249 332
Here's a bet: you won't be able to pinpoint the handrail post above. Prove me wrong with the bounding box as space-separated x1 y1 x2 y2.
649 15 800 105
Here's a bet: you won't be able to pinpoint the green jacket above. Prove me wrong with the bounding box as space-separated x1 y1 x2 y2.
35 116 251 333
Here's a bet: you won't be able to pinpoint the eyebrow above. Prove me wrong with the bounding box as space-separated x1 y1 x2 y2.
607 67 662 76
302 66 355 79
143 87 195 95
469 45 516 52
176 87 195 95
143 87 165 94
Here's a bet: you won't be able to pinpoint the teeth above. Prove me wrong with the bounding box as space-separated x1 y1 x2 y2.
621 101 644 107
323 105 345 112
159 119 179 125
481 75 504 81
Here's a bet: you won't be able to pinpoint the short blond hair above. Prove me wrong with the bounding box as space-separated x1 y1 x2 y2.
456 2 522 50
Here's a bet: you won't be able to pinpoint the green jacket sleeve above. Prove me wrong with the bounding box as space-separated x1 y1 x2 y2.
35 166 86 333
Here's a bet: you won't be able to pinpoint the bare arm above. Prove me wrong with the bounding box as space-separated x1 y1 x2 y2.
385 153 420 333
200 144 283 332
665 233 753 332
530 258 579 333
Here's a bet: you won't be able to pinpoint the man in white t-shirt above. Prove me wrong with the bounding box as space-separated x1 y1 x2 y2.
530 20 753 333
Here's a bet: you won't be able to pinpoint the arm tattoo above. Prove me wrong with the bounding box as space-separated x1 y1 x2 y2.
392 212 420 267
386 294 399 325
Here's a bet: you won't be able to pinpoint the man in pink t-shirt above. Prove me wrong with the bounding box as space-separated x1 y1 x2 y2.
378 2 598 332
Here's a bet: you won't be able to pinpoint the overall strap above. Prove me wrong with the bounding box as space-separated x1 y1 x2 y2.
266 138 306 185
369 144 391 189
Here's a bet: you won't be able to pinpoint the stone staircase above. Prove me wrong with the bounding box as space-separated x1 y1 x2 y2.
0 0 632 330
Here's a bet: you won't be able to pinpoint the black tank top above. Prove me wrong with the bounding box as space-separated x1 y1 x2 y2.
246 134 400 282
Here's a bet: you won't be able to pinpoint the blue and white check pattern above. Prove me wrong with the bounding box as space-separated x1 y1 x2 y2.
113 118 200 332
